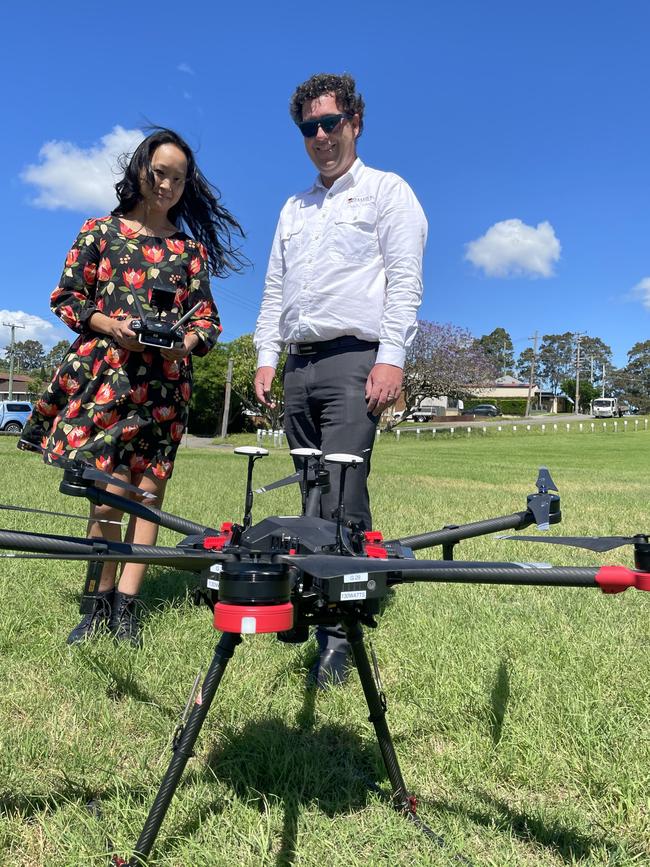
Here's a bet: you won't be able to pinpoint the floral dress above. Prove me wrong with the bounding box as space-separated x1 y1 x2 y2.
21 215 221 479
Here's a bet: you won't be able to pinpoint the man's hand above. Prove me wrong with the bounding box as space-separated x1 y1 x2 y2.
365 363 403 416
254 366 277 408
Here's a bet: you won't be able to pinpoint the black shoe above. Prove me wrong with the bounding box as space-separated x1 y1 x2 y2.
66 589 114 644
307 647 352 689
109 591 141 646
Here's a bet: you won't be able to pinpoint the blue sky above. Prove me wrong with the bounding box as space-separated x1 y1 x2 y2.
2 0 650 369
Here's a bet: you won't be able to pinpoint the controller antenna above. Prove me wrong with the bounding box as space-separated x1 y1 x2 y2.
234 447 269 529
324 453 363 552
290 448 323 514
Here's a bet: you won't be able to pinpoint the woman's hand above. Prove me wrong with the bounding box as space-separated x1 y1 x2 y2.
160 331 200 361
108 317 144 352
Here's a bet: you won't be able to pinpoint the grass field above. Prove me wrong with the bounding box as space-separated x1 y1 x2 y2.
0 430 648 866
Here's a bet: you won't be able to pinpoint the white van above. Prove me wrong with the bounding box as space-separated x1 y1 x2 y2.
592 397 620 418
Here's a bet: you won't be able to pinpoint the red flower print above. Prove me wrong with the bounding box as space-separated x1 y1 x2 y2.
109 308 126 318
99 238 107 253
67 426 90 448
170 422 185 442
58 306 78 328
106 346 128 369
77 338 98 356
58 373 80 396
165 238 185 254
51 287 65 303
92 357 103 377
66 398 82 419
35 399 59 417
98 258 113 281
66 248 80 266
50 440 66 458
96 455 114 473
163 358 180 380
152 460 173 480
188 256 201 276
142 245 164 264
180 382 191 402
96 298 105 312
123 268 146 289
194 301 212 318
130 454 149 473
84 262 97 285
93 409 120 430
81 218 97 233
198 242 208 261
142 352 153 365
130 384 148 404
95 383 116 405
119 220 139 238
121 423 140 441
153 406 177 423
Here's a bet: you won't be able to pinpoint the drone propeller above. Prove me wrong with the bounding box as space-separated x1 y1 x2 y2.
500 533 648 553
255 449 323 495
0 503 124 526
255 471 302 494
527 466 560 530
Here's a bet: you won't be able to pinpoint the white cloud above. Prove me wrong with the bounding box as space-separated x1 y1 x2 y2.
21 126 144 213
465 218 561 278
177 62 195 75
631 277 650 309
0 310 69 354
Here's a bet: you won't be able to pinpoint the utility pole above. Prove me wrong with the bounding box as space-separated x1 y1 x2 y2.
601 363 606 398
590 356 594 384
525 331 539 417
574 333 584 415
220 357 234 439
2 321 25 400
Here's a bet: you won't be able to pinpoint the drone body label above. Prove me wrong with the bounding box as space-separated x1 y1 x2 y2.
341 589 367 601
344 572 369 583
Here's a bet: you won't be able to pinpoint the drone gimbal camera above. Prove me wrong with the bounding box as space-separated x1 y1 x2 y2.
1 450 648 865
129 283 202 349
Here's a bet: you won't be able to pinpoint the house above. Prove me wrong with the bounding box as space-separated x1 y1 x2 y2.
0 373 32 402
469 375 540 403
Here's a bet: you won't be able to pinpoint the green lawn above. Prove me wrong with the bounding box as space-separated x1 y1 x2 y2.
0 431 648 866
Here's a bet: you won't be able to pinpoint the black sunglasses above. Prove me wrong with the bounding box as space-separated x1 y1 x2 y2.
297 113 353 138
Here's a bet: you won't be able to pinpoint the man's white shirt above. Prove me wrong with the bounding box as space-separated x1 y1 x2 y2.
254 158 427 369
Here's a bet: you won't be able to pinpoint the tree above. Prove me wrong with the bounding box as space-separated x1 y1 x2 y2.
386 320 497 430
538 333 575 395
560 378 600 413
229 333 286 430
516 347 535 382
473 327 514 376
46 340 72 374
189 344 230 435
578 336 612 387
5 339 45 372
613 341 650 413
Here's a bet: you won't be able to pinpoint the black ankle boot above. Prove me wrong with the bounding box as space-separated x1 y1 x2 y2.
109 591 141 646
66 588 114 645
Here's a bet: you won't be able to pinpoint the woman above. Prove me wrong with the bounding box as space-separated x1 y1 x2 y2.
20 128 244 645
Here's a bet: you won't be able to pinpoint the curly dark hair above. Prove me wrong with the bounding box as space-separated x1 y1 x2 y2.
112 127 246 278
289 73 365 137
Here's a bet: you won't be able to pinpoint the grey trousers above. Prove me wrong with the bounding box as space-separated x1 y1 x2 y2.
283 343 379 654
283 343 379 529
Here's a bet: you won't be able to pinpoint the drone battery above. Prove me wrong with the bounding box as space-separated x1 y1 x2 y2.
214 602 294 634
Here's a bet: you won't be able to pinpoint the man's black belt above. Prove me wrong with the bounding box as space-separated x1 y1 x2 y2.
287 336 379 356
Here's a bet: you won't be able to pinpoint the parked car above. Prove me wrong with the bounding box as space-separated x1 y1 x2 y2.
0 400 33 432
461 404 502 417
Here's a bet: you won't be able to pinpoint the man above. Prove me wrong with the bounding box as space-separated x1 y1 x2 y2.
254 72 427 686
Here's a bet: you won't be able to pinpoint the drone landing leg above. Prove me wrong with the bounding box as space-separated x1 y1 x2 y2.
344 619 438 837
122 631 242 866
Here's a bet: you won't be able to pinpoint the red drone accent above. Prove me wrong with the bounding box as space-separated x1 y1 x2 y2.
595 565 650 593
214 602 294 634
364 529 388 559
203 521 234 551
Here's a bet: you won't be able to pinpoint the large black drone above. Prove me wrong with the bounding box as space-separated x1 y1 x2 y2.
0 447 648 865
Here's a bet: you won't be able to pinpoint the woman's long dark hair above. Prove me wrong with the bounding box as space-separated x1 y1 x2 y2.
113 128 245 277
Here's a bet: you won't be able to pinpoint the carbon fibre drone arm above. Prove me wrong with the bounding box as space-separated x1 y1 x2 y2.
392 510 536 551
